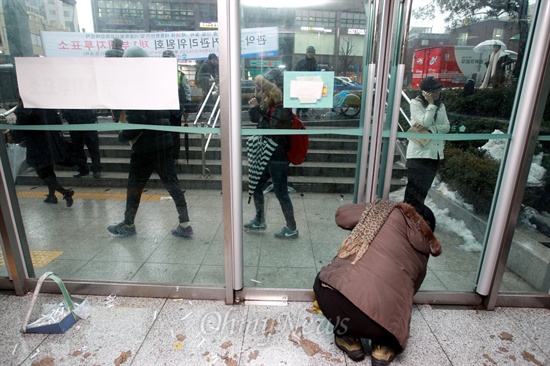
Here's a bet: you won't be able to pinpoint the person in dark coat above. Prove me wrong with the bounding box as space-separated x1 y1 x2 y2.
314 200 441 365
61 109 101 178
196 53 219 99
162 50 184 163
294 45 317 118
105 37 124 122
107 46 193 238
12 101 74 207
244 73 298 239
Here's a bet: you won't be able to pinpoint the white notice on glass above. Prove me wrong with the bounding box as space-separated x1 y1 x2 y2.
289 76 324 104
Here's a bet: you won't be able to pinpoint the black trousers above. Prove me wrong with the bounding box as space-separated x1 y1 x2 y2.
169 111 182 161
404 158 440 207
69 131 101 174
124 147 189 225
313 273 401 352
37 165 69 196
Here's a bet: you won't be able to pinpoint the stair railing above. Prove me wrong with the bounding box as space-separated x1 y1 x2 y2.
193 81 221 178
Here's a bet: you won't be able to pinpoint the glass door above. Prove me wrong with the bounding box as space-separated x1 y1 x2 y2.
384 0 549 306
235 0 374 299
232 0 550 307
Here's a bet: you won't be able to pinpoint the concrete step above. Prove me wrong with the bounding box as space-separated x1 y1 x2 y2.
17 126 406 194
16 170 406 194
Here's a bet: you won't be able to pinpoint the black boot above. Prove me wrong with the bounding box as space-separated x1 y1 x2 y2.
62 189 74 207
44 195 58 204
45 183 58 204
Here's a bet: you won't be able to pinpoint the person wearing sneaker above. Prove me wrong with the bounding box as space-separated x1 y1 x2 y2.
107 46 192 238
245 72 298 239
313 200 442 365
12 102 75 208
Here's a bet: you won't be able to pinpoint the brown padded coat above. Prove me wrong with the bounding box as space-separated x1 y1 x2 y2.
318 202 442 351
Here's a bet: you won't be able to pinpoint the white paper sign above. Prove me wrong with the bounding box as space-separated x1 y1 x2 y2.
289 77 324 104
15 57 179 110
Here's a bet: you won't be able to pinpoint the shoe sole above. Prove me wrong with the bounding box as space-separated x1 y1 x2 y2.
371 355 396 366
172 231 193 238
244 226 266 231
107 227 136 237
274 232 299 239
335 342 365 362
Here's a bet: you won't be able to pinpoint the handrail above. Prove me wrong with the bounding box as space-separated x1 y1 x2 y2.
0 105 17 120
192 81 221 177
193 82 217 126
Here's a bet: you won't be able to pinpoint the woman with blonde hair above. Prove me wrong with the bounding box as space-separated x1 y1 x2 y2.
244 72 298 239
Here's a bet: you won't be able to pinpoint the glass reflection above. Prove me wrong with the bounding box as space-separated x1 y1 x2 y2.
394 0 536 292
506 93 550 293
240 0 365 289
0 0 224 285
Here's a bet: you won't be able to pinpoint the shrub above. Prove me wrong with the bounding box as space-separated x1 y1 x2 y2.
439 146 500 214
401 86 550 215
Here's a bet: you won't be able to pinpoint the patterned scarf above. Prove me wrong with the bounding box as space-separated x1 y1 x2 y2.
246 135 277 202
337 199 397 264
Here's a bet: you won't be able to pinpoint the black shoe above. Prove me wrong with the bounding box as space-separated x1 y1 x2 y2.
73 171 89 178
93 172 101 179
108 222 137 237
63 190 74 207
335 335 365 362
44 195 58 204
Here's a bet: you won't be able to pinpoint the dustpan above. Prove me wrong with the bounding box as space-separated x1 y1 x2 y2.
21 271 84 334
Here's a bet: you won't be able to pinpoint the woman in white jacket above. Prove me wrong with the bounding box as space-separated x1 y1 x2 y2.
404 77 450 206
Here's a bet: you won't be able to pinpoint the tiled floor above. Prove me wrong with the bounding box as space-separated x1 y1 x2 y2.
2 185 540 293
0 292 548 366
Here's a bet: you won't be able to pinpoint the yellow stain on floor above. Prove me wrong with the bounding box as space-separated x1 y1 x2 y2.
16 191 170 201
0 250 63 268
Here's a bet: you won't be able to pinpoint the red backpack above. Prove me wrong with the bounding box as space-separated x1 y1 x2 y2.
269 103 309 165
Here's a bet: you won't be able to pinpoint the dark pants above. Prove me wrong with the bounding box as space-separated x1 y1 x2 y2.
169 110 182 161
252 160 296 231
37 165 69 196
124 147 189 225
404 158 440 207
313 273 401 352
69 131 101 174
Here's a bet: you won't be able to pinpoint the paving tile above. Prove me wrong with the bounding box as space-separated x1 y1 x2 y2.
241 302 347 365
132 299 248 365
18 295 165 366
132 263 200 284
419 268 447 291
193 265 225 285
431 270 478 292
502 307 550 357
417 304 549 366
0 294 51 366
259 240 316 268
92 237 161 262
256 266 318 289
73 260 144 281
147 238 210 264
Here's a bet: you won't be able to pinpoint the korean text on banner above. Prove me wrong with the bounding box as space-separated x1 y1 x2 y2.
40 27 278 60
